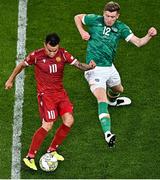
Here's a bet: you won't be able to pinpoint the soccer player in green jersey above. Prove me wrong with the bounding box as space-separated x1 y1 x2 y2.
74 1 157 147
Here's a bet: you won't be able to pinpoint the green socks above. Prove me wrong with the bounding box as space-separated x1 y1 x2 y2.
98 102 111 133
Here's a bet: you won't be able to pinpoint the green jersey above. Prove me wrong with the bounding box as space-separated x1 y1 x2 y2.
83 14 133 66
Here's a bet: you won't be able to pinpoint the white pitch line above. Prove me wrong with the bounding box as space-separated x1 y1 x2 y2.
11 0 28 179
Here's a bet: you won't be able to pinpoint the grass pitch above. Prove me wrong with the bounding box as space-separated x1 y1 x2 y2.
1 0 160 179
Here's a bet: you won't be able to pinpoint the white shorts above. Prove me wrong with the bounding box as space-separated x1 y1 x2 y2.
84 64 121 92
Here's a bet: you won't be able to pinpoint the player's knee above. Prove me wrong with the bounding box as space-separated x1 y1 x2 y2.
62 113 74 127
65 117 74 127
93 88 107 102
96 94 107 102
42 121 54 132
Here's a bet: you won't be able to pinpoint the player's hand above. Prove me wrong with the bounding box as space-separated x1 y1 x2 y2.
5 80 13 90
89 60 96 69
80 30 90 41
148 27 157 37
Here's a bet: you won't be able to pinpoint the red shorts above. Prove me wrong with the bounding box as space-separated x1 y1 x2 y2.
37 91 73 122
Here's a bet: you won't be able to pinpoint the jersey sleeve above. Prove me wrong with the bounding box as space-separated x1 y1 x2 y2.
24 51 37 66
120 23 133 42
83 14 100 26
62 49 77 65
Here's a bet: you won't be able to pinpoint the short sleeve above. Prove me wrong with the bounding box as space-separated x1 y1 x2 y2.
24 51 36 66
120 24 133 41
62 49 77 65
83 14 100 26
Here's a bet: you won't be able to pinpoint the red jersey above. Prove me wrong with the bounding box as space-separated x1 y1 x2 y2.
24 47 77 94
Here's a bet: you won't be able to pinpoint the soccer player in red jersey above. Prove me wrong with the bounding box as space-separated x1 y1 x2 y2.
5 33 96 170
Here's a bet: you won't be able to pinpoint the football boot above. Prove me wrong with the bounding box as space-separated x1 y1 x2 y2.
23 157 37 170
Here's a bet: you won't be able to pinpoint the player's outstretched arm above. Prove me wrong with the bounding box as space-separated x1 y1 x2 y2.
5 61 26 90
73 60 96 71
129 27 157 47
74 14 90 41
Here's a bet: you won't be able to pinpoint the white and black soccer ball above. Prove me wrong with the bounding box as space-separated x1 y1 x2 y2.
39 153 58 172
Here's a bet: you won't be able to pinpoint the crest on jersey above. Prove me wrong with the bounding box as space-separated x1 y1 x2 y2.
56 57 61 62
111 27 118 33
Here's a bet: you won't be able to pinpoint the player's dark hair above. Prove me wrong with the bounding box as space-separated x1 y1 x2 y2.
104 1 120 12
45 33 60 47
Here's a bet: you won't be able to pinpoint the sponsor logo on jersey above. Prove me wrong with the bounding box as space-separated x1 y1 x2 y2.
56 57 61 62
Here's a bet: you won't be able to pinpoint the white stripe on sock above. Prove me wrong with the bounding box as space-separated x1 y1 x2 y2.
99 113 110 119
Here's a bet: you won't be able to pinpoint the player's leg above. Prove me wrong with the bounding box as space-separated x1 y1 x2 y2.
85 67 116 147
107 64 131 106
47 94 74 160
107 84 123 105
108 85 131 106
23 93 56 170
47 113 73 161
23 121 53 170
93 88 115 147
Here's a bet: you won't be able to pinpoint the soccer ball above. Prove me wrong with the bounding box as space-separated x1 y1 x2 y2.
39 153 58 172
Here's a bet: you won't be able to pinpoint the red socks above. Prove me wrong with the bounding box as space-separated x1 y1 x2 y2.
27 127 48 158
48 124 71 152
27 124 71 158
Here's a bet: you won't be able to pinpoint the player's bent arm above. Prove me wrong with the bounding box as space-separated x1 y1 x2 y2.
129 34 152 47
129 27 157 47
73 60 96 71
5 61 26 90
74 14 85 32
74 14 90 41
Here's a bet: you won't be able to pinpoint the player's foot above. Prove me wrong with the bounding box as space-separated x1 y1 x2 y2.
23 157 37 170
108 97 131 107
49 151 64 161
105 132 116 148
